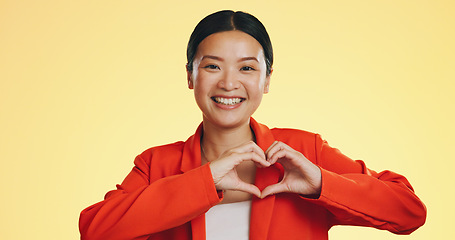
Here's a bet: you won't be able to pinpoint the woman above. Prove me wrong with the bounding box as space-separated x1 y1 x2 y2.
79 10 426 240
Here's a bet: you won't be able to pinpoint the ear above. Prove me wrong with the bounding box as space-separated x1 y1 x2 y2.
263 68 273 93
186 64 194 89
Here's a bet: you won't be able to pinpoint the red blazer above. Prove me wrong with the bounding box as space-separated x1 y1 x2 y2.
79 118 426 240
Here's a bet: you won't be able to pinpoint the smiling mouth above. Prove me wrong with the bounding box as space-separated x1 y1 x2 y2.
211 97 245 105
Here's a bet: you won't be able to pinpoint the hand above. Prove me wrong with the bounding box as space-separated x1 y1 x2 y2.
261 141 322 198
208 141 271 198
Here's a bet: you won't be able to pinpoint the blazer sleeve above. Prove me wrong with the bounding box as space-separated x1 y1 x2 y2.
79 153 221 240
307 134 426 234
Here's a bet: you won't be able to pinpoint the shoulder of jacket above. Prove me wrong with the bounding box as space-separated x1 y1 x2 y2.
270 127 318 141
139 141 185 159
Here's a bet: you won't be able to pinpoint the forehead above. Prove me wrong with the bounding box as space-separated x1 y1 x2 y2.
196 30 264 59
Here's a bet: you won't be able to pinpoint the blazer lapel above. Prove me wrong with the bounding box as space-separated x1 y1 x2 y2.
249 118 280 240
180 123 203 173
180 123 207 240
191 214 206 240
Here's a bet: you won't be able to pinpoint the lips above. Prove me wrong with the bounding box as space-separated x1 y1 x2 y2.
211 97 245 106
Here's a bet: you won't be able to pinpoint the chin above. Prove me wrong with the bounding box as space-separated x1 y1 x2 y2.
204 114 251 129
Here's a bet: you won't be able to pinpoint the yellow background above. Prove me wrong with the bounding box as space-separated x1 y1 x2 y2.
1 0 453 239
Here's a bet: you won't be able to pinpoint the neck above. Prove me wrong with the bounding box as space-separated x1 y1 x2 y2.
201 118 254 162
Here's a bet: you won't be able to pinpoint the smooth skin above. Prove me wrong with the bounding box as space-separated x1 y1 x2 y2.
187 30 321 202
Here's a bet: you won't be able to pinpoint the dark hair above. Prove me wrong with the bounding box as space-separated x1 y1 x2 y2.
186 10 273 76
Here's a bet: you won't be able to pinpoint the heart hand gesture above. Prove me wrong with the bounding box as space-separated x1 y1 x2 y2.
208 141 322 199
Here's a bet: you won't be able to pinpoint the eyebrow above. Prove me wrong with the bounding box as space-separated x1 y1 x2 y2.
201 55 259 63
201 55 224 61
238 57 259 63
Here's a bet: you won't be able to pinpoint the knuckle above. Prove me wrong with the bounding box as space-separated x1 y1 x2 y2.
228 149 238 156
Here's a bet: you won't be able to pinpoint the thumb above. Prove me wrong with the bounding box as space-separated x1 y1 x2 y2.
261 183 286 199
235 182 262 199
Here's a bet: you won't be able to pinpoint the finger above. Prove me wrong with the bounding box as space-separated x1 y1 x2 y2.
231 141 266 160
268 145 302 166
235 182 261 198
261 182 287 199
236 151 271 168
265 141 292 163
210 150 269 182
252 143 267 160
265 141 279 157
267 147 291 165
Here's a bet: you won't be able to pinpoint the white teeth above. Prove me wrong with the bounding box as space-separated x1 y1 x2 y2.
213 97 243 105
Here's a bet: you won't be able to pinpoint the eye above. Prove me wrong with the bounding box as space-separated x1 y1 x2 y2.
203 64 220 70
240 66 255 71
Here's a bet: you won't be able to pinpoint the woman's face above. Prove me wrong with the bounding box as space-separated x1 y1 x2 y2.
188 30 271 129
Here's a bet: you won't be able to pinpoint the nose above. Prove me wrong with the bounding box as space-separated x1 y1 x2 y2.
217 70 240 91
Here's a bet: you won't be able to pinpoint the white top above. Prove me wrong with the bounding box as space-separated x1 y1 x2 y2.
205 200 252 240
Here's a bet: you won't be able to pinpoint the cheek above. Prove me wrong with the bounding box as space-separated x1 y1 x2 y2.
245 74 267 91
193 74 207 91
193 82 206 99
193 74 214 100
